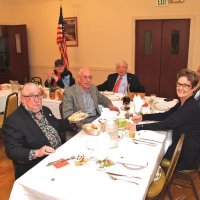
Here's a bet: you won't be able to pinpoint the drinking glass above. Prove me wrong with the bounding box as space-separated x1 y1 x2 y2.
105 119 118 148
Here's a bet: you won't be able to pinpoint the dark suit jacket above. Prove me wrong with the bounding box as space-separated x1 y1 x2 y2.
136 96 200 170
97 73 145 93
44 68 75 88
3 105 73 179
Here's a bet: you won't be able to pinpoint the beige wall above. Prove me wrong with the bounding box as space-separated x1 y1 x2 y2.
1 0 200 85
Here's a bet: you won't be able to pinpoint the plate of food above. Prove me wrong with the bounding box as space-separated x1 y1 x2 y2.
82 123 103 136
68 111 87 122
96 159 115 170
118 118 132 130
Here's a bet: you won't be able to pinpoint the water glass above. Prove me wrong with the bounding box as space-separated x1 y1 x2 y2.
105 119 118 148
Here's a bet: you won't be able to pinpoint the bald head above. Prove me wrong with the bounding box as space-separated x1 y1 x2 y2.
77 67 93 91
21 83 41 96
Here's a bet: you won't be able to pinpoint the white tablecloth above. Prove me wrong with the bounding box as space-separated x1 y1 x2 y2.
0 89 12 113
9 109 172 200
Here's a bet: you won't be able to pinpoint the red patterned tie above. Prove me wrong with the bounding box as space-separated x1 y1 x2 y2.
113 76 123 93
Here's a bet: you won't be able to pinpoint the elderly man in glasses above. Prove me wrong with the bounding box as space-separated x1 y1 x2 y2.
3 83 75 179
97 60 145 93
62 67 119 127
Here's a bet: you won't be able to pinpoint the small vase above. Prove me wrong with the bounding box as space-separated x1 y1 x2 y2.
49 91 56 99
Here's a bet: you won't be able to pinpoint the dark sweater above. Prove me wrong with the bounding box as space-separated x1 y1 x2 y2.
136 96 200 170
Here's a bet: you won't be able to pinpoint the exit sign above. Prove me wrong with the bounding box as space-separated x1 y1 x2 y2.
156 0 168 6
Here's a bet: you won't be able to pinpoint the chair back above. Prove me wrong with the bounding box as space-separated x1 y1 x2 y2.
3 92 18 123
31 77 42 86
165 133 185 186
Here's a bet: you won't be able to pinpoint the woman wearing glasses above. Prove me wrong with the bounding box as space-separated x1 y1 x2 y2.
129 69 200 170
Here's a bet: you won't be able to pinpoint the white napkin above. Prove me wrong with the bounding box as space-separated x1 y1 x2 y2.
133 95 144 113
135 130 165 143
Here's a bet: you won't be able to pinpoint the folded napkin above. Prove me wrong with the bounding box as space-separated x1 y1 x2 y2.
133 95 144 113
136 130 165 143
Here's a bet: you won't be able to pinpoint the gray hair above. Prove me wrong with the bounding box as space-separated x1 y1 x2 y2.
116 60 128 68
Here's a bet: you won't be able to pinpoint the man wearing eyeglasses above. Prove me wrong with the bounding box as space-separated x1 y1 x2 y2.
3 83 75 179
62 67 119 126
97 60 145 93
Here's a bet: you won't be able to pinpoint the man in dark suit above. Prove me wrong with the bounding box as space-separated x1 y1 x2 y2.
97 60 145 93
3 83 74 179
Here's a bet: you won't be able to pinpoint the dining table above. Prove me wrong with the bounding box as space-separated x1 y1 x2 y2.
8 92 177 200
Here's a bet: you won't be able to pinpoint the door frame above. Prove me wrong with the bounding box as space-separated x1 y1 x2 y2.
131 14 195 73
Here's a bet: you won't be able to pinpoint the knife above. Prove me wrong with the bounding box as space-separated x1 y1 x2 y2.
46 155 75 166
132 138 158 145
106 172 141 179
116 161 148 168
137 137 162 143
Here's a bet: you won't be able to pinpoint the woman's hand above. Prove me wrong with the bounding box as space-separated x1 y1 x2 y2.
132 115 142 124
125 124 136 132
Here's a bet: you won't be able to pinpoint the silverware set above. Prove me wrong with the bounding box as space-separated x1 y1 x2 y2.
106 172 140 185
132 138 160 146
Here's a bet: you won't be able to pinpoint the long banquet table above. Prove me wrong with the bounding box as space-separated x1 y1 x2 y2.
9 101 173 200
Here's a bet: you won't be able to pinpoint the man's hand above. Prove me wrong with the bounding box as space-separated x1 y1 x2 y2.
35 145 55 157
108 104 120 112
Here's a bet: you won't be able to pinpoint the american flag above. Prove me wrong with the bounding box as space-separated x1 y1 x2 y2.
57 6 69 69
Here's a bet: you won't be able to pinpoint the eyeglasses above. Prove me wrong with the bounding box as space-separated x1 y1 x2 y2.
82 75 92 81
176 82 192 89
22 94 43 101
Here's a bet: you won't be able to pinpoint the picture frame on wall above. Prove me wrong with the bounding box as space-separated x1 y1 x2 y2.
63 17 78 46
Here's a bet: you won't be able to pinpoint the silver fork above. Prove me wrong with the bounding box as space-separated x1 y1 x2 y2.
108 175 139 185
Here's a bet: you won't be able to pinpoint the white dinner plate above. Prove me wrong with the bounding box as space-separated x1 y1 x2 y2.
153 102 169 111
108 96 120 101
102 91 114 96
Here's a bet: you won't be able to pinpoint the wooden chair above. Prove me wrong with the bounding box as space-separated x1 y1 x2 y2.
146 133 185 200
161 150 200 199
31 77 42 86
0 93 18 129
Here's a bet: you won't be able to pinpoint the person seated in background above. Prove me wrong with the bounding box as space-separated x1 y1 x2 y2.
62 67 119 124
97 60 145 93
193 65 200 104
3 83 76 179
44 59 75 89
127 69 200 170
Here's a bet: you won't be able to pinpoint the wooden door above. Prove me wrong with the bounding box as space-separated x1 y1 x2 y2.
135 19 190 98
0 25 30 84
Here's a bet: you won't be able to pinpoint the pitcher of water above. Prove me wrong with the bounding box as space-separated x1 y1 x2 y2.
10 80 20 93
